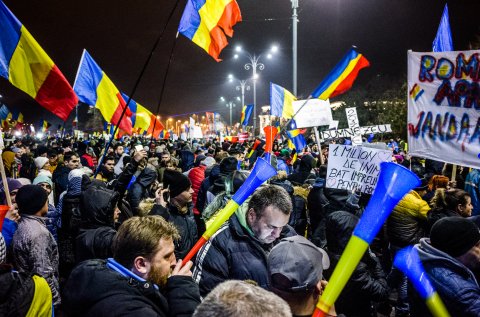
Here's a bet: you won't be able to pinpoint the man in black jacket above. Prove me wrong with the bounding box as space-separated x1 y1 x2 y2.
193 185 296 296
63 215 200 317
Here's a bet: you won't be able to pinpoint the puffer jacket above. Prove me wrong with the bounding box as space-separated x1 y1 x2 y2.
63 259 200 317
75 184 119 263
193 212 296 297
150 204 198 261
412 238 480 317
325 211 389 317
12 215 60 306
127 167 157 214
386 190 430 247
188 165 206 215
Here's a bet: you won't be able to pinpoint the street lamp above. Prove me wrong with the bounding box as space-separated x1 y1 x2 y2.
226 101 236 127
236 45 278 134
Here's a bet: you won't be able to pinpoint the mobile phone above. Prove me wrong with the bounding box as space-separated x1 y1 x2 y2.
135 144 143 152
163 185 170 201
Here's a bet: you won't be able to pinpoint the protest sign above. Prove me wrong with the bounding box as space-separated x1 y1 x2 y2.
292 99 332 128
320 124 392 140
407 50 480 169
345 107 363 146
326 144 392 194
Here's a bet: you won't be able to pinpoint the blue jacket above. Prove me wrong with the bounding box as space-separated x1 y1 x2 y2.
193 213 296 297
413 238 480 317
465 169 480 216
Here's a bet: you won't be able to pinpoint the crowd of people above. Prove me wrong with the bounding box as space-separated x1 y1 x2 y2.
0 132 479 317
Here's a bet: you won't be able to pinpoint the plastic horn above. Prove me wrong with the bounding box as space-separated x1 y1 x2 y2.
394 247 450 317
182 157 277 265
247 139 262 158
313 162 420 317
263 126 278 164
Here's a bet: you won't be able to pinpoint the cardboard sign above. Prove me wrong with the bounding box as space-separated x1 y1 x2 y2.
326 144 392 194
293 99 333 128
407 50 480 168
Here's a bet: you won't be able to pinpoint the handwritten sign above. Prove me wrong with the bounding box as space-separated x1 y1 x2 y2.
320 124 392 141
326 144 392 194
407 50 480 169
293 99 333 128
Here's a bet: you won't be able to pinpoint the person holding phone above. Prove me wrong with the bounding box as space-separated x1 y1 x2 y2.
150 169 198 261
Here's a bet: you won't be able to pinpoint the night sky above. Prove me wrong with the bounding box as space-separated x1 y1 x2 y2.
0 0 478 128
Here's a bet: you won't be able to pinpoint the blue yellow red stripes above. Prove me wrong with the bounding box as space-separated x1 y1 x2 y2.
270 83 296 119
312 48 370 100
178 0 242 61
240 104 253 126
409 83 424 101
122 92 164 137
74 50 132 133
0 1 77 121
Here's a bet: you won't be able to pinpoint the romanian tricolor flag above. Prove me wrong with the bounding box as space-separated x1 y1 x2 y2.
39 119 51 132
311 48 370 100
240 104 253 126
0 1 78 121
122 93 164 138
178 0 242 61
270 83 296 119
409 83 424 102
73 50 132 133
287 128 307 153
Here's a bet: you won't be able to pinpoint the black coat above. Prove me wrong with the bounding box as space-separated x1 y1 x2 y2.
193 214 296 297
63 259 200 317
325 211 389 317
127 167 158 214
151 204 198 261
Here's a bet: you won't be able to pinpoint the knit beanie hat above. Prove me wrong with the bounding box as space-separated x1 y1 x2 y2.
34 157 49 169
219 157 238 174
33 174 53 187
163 169 191 198
16 185 48 215
430 217 480 257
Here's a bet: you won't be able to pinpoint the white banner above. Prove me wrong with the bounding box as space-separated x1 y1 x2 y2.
320 124 392 140
326 144 392 194
293 99 333 128
407 50 480 169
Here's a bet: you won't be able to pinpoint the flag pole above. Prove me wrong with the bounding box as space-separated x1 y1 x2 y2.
94 0 183 177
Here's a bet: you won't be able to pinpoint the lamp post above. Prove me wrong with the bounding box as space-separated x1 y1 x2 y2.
229 75 251 108
226 101 236 127
292 0 299 95
176 120 181 135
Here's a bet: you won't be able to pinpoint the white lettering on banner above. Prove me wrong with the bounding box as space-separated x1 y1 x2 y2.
326 144 392 194
320 124 392 140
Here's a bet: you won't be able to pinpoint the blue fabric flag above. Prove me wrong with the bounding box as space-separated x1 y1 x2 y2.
433 4 453 52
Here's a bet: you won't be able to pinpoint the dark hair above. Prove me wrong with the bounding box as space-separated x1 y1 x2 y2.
104 156 115 164
113 216 179 268
63 152 79 162
432 188 471 211
248 185 292 217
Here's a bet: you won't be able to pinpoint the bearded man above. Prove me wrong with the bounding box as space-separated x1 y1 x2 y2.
62 216 200 317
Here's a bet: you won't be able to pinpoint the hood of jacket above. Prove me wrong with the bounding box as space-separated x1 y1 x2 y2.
80 185 119 229
414 238 478 284
135 167 157 187
326 210 359 253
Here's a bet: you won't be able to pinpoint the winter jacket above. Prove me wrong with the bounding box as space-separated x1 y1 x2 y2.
150 204 198 261
127 167 157 214
179 150 195 172
325 211 389 317
75 183 119 263
386 190 430 247
465 169 480 216
12 215 60 306
193 213 296 297
412 238 480 317
52 165 72 204
63 258 200 317
307 178 330 248
426 207 461 235
287 154 316 185
195 164 221 214
188 165 206 215
271 179 308 236
0 265 53 316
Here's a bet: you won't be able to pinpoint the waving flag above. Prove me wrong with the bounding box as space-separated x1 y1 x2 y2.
39 119 51 132
73 50 132 133
287 128 307 153
178 0 242 61
270 83 296 118
122 92 164 137
0 1 77 121
240 104 253 126
433 4 453 52
311 48 370 100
